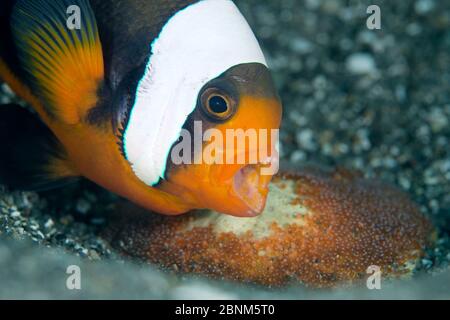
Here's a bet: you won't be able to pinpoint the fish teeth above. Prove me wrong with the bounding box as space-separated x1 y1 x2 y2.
260 157 272 165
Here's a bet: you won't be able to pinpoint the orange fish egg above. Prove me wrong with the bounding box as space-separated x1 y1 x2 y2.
106 167 434 288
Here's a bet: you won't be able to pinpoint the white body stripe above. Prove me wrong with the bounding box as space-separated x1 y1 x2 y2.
123 0 267 186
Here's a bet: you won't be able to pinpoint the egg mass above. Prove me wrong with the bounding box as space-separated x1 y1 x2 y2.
107 167 434 287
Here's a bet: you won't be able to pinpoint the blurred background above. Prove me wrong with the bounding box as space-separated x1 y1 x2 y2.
0 0 449 298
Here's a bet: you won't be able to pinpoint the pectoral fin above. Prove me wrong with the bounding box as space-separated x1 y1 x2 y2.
11 0 104 124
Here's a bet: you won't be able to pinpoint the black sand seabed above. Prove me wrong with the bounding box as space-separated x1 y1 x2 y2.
0 0 449 299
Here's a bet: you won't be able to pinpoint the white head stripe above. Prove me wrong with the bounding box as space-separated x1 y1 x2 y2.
123 0 268 186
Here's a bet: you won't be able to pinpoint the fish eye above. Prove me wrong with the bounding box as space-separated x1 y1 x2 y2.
208 95 228 114
201 88 236 121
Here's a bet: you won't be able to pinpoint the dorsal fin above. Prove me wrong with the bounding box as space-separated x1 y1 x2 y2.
11 0 104 124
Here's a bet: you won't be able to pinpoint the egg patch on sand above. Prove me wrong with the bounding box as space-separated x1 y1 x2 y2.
106 167 434 288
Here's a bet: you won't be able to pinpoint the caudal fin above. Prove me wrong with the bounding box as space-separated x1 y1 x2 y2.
0 104 79 191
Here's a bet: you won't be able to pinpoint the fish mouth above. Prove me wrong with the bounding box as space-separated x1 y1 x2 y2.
232 158 276 216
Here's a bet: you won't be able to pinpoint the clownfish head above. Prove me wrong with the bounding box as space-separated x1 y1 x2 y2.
119 0 282 217
159 63 281 217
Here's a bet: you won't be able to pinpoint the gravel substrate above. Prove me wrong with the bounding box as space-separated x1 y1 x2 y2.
0 0 449 298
